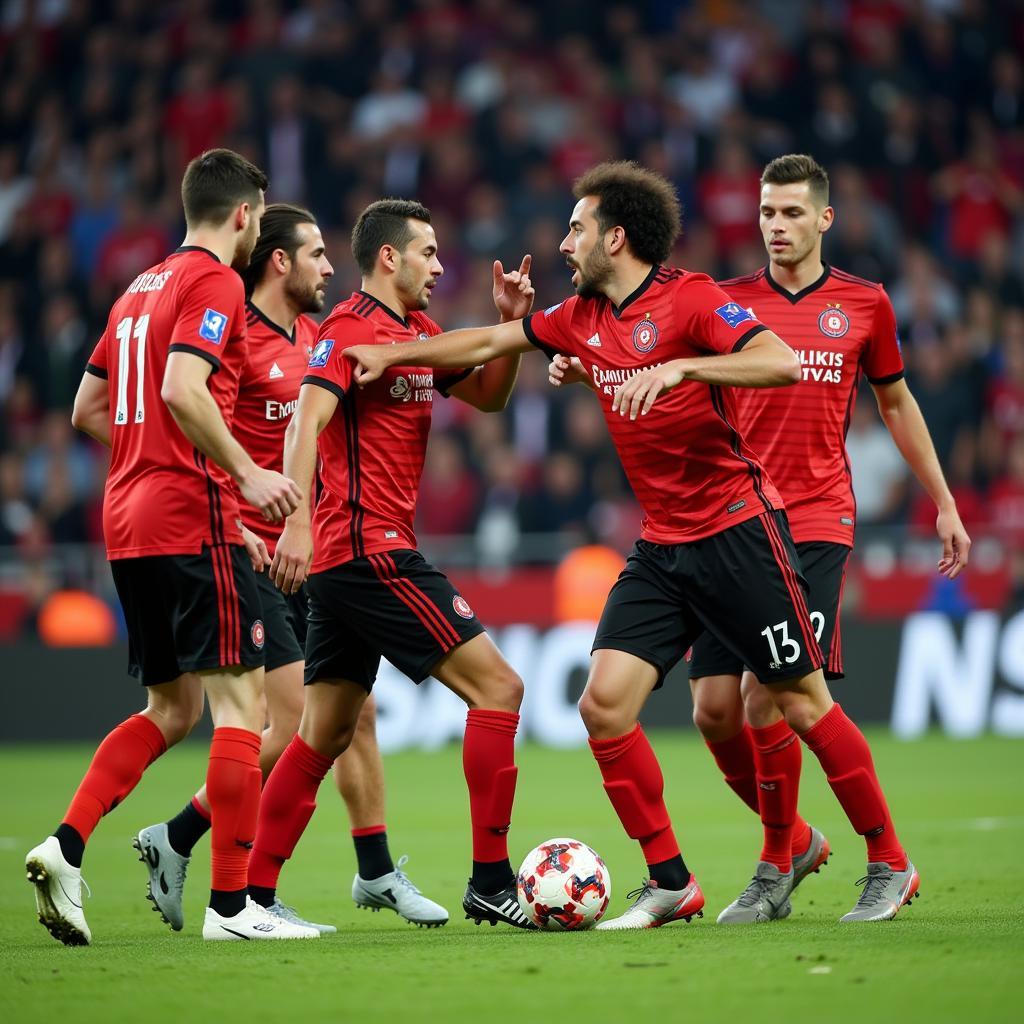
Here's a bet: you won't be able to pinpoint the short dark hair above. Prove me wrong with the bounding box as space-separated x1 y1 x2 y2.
351 199 432 275
572 161 681 265
761 154 830 207
181 148 268 228
241 203 317 295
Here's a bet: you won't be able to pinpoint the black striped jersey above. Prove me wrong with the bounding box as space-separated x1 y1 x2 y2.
717 265 904 546
524 265 783 543
301 291 471 571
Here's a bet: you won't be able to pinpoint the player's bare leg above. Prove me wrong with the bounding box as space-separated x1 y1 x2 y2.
27 674 202 945
428 633 531 929
341 698 449 926
767 668 918 922
579 650 704 930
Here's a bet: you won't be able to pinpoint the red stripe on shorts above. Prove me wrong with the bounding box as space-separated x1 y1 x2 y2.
368 553 460 651
759 514 822 670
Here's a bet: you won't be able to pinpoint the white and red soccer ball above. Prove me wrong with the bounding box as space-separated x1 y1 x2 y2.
516 838 611 930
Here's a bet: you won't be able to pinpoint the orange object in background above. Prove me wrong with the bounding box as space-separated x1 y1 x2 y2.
553 544 626 623
37 589 117 647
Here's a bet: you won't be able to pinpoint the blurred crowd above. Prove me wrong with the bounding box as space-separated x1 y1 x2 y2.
2 0 1024 583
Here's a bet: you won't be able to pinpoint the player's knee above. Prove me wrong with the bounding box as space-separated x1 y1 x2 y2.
578 688 629 739
743 684 778 729
691 700 742 742
355 695 377 735
476 663 523 713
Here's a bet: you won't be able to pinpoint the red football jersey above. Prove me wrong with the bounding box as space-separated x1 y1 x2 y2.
301 291 471 572
717 265 904 546
86 247 247 559
231 303 318 545
524 265 782 544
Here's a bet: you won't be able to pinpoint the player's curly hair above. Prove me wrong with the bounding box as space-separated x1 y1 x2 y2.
242 203 316 296
352 198 432 274
761 154 830 207
572 161 681 265
181 148 268 228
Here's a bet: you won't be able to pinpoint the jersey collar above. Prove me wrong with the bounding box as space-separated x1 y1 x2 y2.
764 262 831 304
172 245 221 263
611 264 660 319
357 290 409 327
246 301 295 344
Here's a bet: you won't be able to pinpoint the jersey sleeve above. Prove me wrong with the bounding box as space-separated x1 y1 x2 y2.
168 268 245 371
863 288 905 385
676 276 769 354
302 315 369 399
522 297 582 359
85 336 108 379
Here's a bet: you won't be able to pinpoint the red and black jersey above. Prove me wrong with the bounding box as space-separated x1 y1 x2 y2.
232 303 318 545
524 265 783 544
86 247 247 559
301 291 472 572
717 265 904 546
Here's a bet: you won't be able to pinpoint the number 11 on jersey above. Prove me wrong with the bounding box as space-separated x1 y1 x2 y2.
114 314 150 425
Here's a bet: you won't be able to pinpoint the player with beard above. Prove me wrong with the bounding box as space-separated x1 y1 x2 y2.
135 204 448 933
247 199 538 929
26 150 314 944
551 156 964 923
345 161 920 929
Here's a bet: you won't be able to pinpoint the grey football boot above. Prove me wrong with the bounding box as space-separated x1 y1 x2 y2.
134 823 189 931
840 861 920 922
716 861 795 924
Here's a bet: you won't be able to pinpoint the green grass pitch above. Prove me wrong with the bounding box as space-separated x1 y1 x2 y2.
1 731 1020 1023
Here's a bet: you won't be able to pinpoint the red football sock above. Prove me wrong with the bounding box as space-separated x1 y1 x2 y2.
704 726 759 814
590 725 680 866
249 735 332 890
207 728 262 894
751 719 802 872
463 709 520 864
62 714 167 843
802 704 907 869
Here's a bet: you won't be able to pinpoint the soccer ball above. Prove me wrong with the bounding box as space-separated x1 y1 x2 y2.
516 837 611 930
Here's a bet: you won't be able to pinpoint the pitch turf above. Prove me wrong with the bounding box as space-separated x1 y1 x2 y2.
1 731 1019 1023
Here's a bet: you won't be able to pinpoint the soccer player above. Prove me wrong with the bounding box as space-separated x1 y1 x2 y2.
135 203 447 933
345 161 920 929
682 154 968 922
248 199 538 929
25 149 316 945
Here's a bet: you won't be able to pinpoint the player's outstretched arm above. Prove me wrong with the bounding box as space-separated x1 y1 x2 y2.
872 378 971 578
71 372 111 447
271 381 337 594
612 330 801 420
449 255 535 411
162 351 301 522
345 319 533 386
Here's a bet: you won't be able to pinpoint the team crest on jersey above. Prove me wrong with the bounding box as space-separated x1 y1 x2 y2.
453 595 474 619
251 619 265 650
199 308 228 343
308 338 334 368
632 315 658 353
818 304 850 338
714 302 755 329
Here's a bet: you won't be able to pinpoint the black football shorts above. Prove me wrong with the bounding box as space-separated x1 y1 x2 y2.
253 569 307 672
689 540 851 681
303 548 485 690
110 543 265 686
592 510 824 687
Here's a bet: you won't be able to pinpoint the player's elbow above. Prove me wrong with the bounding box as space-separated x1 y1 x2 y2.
776 346 802 385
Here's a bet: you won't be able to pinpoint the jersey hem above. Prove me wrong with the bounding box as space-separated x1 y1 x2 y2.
106 538 244 559
639 498 779 545
867 370 905 386
731 323 768 352
310 538 419 574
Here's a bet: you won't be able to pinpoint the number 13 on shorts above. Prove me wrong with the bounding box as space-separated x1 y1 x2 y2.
760 612 824 670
